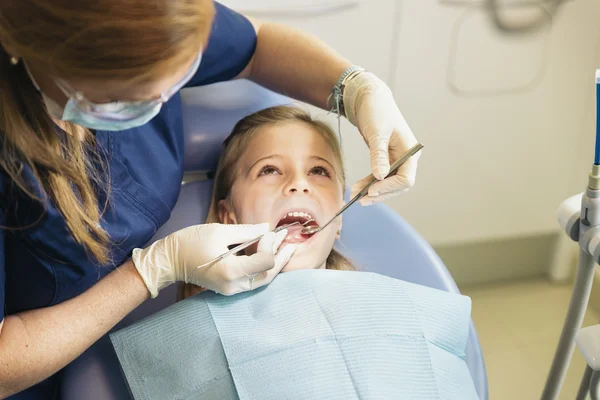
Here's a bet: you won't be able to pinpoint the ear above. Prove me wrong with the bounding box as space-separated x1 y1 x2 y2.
218 199 238 224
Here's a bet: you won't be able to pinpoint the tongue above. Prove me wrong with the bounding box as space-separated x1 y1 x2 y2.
283 225 311 244
277 215 307 228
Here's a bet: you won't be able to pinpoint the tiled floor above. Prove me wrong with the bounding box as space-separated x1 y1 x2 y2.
463 279 600 400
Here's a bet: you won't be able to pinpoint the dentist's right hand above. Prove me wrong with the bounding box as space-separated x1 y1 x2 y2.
132 223 296 298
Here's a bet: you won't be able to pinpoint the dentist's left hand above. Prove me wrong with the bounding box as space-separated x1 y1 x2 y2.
343 71 420 206
132 223 296 297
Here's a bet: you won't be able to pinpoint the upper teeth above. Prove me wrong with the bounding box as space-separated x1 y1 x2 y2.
287 211 313 221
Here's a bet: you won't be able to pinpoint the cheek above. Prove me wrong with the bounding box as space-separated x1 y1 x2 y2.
322 189 344 221
230 185 276 224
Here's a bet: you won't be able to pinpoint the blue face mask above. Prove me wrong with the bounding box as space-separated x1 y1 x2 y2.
25 50 202 131
59 96 164 132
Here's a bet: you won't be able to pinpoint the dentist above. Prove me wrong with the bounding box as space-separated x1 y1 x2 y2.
0 1 419 398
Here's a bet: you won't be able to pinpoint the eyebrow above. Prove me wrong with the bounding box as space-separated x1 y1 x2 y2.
247 154 282 176
310 156 338 173
246 154 338 176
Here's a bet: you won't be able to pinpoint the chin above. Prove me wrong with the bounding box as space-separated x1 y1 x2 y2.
280 251 327 272
281 262 309 272
278 231 334 272
281 264 299 272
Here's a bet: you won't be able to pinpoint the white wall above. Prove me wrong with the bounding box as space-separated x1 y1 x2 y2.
390 0 600 246
222 0 600 247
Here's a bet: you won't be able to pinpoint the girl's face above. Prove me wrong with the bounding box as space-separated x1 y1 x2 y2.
219 120 344 271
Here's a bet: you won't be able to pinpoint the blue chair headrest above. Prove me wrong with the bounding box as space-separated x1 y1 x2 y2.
180 80 294 173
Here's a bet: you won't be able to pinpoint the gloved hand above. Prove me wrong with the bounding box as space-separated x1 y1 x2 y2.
132 223 296 297
343 71 421 206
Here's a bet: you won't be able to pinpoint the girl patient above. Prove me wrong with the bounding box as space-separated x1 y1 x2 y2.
180 105 355 299
116 111 478 399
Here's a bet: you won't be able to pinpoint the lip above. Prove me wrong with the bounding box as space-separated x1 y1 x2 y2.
273 207 321 245
274 207 320 229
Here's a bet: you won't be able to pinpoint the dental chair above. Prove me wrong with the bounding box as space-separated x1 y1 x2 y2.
60 80 489 400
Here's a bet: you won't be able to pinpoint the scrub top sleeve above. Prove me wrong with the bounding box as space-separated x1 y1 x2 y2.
0 183 5 324
0 220 4 324
185 2 257 87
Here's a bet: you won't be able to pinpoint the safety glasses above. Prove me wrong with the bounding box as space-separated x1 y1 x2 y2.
53 49 203 122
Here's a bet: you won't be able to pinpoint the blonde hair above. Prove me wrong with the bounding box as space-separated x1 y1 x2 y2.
0 0 215 264
179 106 355 300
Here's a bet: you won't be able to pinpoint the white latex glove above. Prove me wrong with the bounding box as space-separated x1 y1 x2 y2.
132 223 296 297
344 71 420 206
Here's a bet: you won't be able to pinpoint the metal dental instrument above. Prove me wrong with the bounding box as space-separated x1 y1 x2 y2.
301 142 424 236
187 143 423 281
187 220 309 281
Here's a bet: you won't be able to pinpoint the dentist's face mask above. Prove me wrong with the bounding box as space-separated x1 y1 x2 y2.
26 50 202 131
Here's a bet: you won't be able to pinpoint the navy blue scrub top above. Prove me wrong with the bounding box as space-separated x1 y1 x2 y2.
1 3 256 399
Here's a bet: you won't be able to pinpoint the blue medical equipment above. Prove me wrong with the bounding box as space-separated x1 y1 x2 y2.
543 70 600 400
58 80 488 400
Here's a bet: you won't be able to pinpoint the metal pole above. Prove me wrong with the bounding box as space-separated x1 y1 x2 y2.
592 370 600 400
576 365 594 400
541 249 596 400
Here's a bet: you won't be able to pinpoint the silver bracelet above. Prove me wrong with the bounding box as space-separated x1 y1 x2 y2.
328 65 364 118
327 66 365 146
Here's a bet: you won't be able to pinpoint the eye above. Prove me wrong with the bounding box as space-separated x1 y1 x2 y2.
310 166 331 177
258 165 281 176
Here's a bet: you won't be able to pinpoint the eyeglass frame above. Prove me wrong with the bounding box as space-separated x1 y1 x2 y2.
52 49 203 122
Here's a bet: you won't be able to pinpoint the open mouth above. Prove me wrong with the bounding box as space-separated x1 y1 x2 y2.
276 211 320 244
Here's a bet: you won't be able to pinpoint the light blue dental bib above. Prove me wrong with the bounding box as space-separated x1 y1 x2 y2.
110 269 479 400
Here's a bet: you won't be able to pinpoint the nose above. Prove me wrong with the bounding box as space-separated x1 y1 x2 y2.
284 172 311 196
